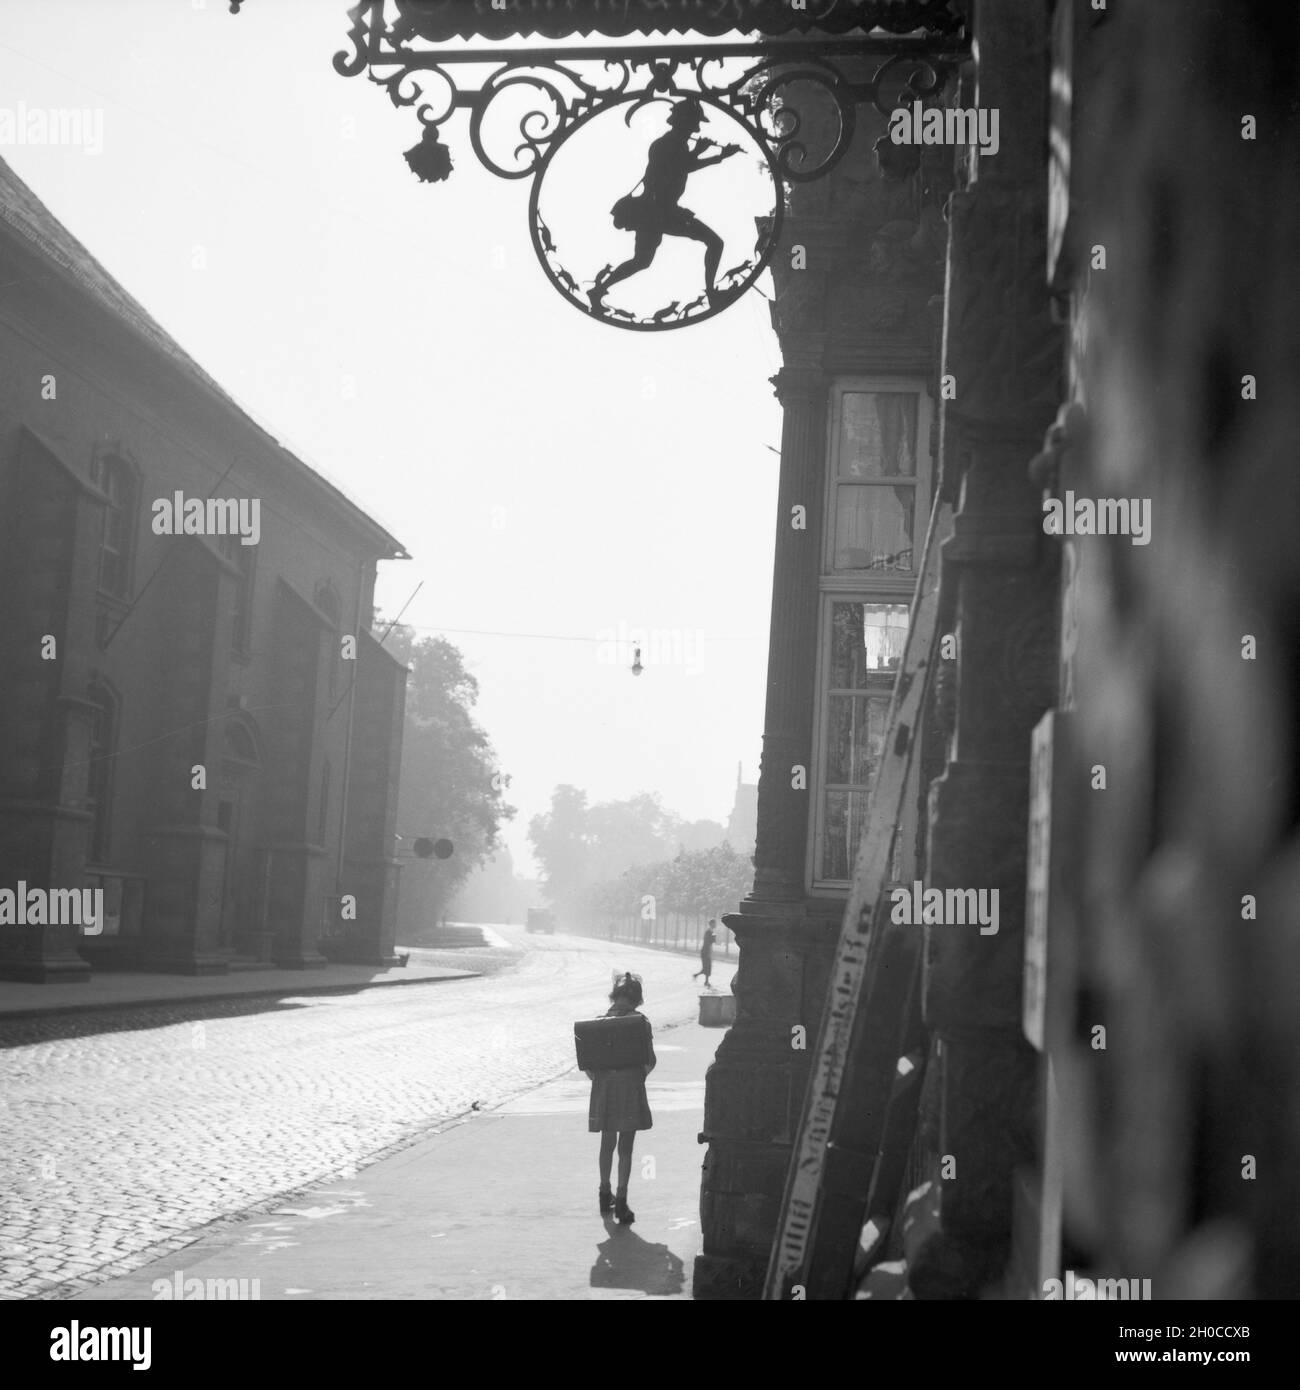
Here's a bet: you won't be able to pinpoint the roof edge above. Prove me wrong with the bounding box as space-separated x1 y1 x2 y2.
0 158 409 563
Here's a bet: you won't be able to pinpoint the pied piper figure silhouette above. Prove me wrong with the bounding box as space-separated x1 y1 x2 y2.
590 97 741 314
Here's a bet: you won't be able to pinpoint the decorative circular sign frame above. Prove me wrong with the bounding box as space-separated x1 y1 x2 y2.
527 94 783 331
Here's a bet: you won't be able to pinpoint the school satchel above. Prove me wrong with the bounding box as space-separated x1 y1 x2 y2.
574 1013 652 1071
610 192 647 231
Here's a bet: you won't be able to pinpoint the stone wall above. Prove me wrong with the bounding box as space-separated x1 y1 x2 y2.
908 0 1063 1299
1044 0 1300 1299
0 200 406 981
695 53 949 1300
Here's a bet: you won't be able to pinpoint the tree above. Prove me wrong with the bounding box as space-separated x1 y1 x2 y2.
585 792 679 877
528 784 591 912
530 788 720 913
674 817 728 853
530 787 747 924
383 624 514 936
584 841 754 929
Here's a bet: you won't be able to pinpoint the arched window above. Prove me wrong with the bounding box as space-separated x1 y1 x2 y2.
315 582 342 699
97 455 137 599
222 716 260 765
86 681 119 863
315 583 341 626
219 535 257 654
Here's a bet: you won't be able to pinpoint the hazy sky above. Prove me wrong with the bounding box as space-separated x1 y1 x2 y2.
0 0 782 872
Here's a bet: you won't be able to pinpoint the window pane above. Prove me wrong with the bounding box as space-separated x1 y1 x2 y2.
103 459 128 504
833 483 915 572
838 393 917 479
820 790 905 882
220 539 254 652
224 722 258 762
821 789 869 881
824 693 891 785
98 459 133 598
232 602 249 654
829 601 909 689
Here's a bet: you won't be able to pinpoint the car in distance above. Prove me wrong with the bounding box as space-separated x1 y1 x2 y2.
525 907 556 934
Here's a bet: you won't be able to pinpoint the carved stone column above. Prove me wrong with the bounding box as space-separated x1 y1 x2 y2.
694 364 834 1299
750 365 829 903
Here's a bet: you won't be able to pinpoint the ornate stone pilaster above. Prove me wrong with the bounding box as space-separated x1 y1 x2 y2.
695 358 837 1299
750 365 828 904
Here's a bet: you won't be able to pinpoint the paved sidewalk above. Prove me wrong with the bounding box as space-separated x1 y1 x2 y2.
0 959 478 1021
71 1006 731 1301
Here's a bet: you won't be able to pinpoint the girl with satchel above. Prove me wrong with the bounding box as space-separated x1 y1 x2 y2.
585 972 656 1224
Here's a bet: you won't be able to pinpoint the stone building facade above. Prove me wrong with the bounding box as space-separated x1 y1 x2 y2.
0 156 409 983
703 0 1300 1300
903 0 1062 1299
695 60 952 1296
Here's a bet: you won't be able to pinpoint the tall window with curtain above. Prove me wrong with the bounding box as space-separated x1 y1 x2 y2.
829 391 919 574
811 380 932 891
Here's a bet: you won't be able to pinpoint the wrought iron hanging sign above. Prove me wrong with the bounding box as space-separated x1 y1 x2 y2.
231 0 967 330
531 93 779 329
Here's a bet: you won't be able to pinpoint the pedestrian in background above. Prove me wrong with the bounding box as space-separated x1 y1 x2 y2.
586 972 656 1224
693 919 717 987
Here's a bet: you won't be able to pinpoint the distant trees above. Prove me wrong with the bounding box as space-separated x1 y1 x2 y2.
526 784 592 910
528 786 730 917
383 624 515 934
586 842 754 925
585 792 683 872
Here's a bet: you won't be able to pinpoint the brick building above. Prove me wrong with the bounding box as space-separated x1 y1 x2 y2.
0 155 409 983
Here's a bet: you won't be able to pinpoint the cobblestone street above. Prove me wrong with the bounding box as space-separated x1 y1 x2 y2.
0 930 732 1301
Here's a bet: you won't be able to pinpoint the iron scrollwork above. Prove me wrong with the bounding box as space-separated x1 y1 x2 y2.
234 0 967 326
330 3 960 186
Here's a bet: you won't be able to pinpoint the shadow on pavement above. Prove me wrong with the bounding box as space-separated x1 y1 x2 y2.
0 995 313 1048
590 1219 686 1296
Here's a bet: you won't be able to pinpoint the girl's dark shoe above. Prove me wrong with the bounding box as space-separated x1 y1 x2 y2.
614 1194 635 1225
599 1187 614 1214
